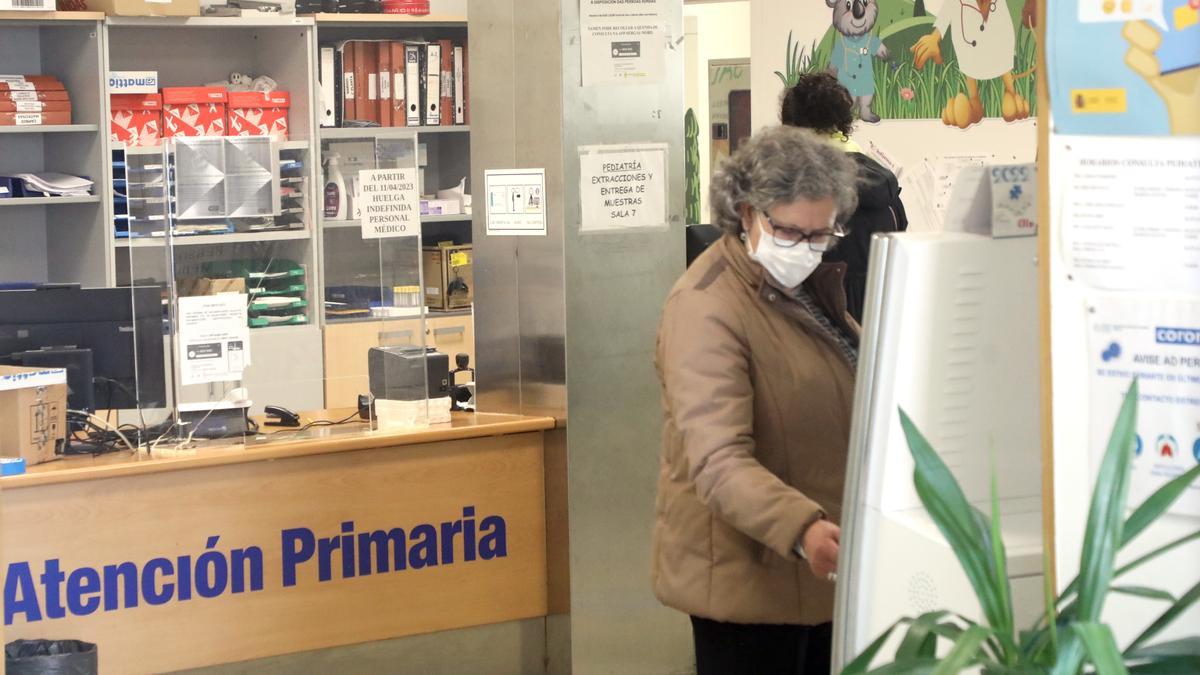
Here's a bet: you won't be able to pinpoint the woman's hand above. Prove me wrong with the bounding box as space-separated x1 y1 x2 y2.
802 520 841 581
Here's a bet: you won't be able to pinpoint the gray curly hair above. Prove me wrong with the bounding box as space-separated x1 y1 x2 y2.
710 125 859 236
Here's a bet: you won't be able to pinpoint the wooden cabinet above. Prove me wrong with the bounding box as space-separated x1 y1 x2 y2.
426 311 475 373
323 318 422 408
322 311 474 408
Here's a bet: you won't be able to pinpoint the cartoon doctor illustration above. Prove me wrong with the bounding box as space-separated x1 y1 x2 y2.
912 0 1036 128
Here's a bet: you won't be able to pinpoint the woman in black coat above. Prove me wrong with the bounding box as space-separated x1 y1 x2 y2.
781 73 908 324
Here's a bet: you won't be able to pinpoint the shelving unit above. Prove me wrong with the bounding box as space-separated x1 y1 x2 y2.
319 125 469 139
0 195 102 207
114 229 312 247
0 12 474 414
0 13 109 287
0 124 99 134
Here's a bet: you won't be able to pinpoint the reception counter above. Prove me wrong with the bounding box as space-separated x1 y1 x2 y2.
1 413 555 674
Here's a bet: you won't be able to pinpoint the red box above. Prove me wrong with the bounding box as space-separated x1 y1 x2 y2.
162 86 227 137
381 0 428 14
110 93 163 147
0 75 65 92
1 90 70 103
0 99 71 113
0 111 71 126
227 91 291 140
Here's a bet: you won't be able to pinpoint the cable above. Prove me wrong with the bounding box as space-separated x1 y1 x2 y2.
270 410 362 435
67 409 138 454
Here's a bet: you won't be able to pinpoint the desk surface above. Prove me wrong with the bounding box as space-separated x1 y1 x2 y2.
3 412 555 490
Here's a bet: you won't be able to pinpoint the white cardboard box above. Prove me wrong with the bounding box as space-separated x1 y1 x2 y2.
109 71 160 94
0 0 55 10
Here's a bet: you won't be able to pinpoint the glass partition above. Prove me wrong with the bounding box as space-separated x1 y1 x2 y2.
113 132 431 454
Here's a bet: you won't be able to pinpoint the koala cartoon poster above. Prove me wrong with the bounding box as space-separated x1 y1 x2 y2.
779 0 1038 128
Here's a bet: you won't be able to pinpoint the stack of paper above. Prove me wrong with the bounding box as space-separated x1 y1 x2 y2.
15 172 93 197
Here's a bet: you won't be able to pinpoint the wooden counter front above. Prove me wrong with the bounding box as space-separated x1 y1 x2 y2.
0 413 554 674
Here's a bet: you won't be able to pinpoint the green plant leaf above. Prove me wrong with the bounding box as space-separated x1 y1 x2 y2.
1121 464 1200 548
866 660 940 675
898 409 1013 651
1128 656 1200 674
1114 530 1200 580
1128 579 1200 652
1110 586 1177 603
932 625 991 675
895 611 950 660
1076 380 1139 623
844 622 904 675
1126 636 1200 660
1073 622 1130 675
1050 633 1087 675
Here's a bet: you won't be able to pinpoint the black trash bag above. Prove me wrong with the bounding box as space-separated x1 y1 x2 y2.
5 640 97 675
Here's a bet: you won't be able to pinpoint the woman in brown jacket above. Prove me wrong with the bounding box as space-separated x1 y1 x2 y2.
653 126 860 674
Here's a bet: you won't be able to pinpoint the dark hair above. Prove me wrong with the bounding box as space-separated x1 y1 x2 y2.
780 72 855 137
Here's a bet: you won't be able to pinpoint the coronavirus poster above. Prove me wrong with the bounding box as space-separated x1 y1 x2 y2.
1087 294 1200 516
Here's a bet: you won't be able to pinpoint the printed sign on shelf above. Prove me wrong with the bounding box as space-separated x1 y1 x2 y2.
359 168 420 240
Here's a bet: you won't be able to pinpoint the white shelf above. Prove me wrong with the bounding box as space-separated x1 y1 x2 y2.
313 12 466 26
422 213 471 222
105 15 314 27
121 139 310 156
114 229 311 248
0 124 98 135
0 10 104 24
0 195 100 206
319 126 468 139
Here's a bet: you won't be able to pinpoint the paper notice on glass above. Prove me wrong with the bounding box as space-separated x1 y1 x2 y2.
930 154 992 226
485 169 546 236
579 143 667 233
1087 294 1200 517
178 294 252 386
360 168 420 240
580 0 666 86
1059 136 1200 292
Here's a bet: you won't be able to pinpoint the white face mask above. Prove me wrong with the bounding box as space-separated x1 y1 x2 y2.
746 224 823 289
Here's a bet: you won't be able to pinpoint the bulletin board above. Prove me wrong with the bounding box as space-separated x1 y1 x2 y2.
1042 0 1200 649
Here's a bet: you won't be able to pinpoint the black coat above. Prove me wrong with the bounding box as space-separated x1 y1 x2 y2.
822 153 908 324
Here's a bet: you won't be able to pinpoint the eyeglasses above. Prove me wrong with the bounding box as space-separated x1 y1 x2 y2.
760 211 846 252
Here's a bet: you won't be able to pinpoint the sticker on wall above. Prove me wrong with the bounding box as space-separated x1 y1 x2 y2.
484 168 547 236
773 0 1038 128
578 143 668 233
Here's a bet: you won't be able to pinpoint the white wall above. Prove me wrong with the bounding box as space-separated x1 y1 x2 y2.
684 0 750 223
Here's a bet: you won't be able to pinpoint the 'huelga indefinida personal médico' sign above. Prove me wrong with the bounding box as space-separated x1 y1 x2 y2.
5 506 507 624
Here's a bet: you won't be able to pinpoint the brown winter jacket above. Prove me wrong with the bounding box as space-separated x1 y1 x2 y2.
652 233 857 626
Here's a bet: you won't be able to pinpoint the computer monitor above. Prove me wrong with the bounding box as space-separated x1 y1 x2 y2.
0 286 167 412
685 224 722 268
